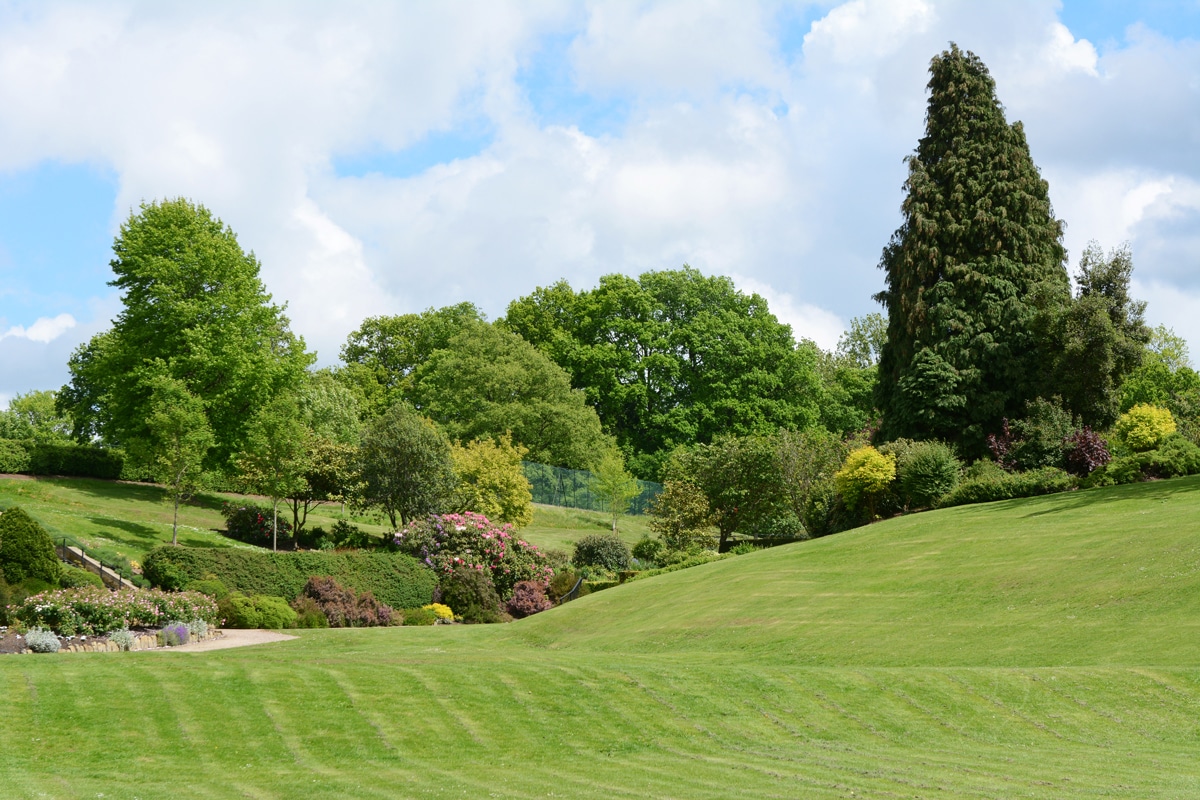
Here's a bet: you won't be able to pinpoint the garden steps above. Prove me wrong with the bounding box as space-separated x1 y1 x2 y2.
58 543 132 590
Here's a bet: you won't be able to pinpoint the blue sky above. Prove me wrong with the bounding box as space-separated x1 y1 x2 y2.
1 0 1199 404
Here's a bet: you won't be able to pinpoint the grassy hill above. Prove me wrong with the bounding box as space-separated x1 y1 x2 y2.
3 477 1200 797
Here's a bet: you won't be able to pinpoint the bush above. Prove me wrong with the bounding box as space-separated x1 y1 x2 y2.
394 512 551 600
1107 434 1200 483
401 607 438 626
26 442 123 479
440 565 507 624
187 618 209 638
220 501 294 548
158 622 190 647
1009 398 1075 470
254 596 299 629
218 594 262 629
12 587 218 636
59 565 105 589
834 446 896 513
628 551 733 581
298 576 394 628
425 602 454 621
648 480 716 552
728 542 757 555
631 536 664 566
0 438 31 473
506 580 552 619
24 628 60 653
939 467 1077 507
572 533 631 573
895 441 960 508
1115 404 1176 452
185 578 230 600
142 547 436 610
108 628 136 651
0 506 62 585
290 596 330 628
1063 426 1111 477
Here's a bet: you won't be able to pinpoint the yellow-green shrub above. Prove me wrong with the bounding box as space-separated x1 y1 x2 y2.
1114 404 1176 452
423 602 454 621
834 446 897 512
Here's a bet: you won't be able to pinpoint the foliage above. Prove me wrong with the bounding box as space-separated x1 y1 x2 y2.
1049 242 1149 428
667 434 800 550
393 512 552 600
506 580 552 619
547 570 589 603
297 576 394 627
875 45 1070 455
1114 404 1176 453
503 268 823 479
141 374 214 546
12 587 219 636
1106 434 1200 484
775 427 849 537
835 313 887 369
1007 398 1076 471
1120 326 1200 442
59 566 105 589
0 438 30 473
359 402 455 528
158 622 190 647
0 506 61 585
257 595 301 629
425 602 454 621
631 536 664 565
108 628 136 651
647 480 715 553
0 390 72 443
142 546 436 610
571 533 632 573
439 565 507 624
411 321 607 469
1063 427 1111 477
217 594 262 629
894 440 961 508
938 467 1077 507
60 198 313 473
187 618 209 638
627 551 734 581
287 437 360 536
221 501 294 548
402 606 438 626
590 449 641 533
449 434 533 527
25 442 124 479
237 394 310 550
24 628 60 653
834 447 897 514
335 303 485 419
290 595 330 628
298 370 363 445
184 578 230 600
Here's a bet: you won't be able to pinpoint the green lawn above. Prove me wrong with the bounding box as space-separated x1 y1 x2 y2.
4 477 1200 796
519 503 652 553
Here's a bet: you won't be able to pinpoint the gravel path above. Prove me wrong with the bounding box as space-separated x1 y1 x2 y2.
153 629 297 652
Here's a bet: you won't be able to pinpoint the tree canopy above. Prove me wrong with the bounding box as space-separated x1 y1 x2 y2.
503 267 822 478
874 45 1070 454
60 198 313 472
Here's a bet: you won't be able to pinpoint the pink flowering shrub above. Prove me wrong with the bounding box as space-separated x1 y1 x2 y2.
394 512 552 599
11 587 219 636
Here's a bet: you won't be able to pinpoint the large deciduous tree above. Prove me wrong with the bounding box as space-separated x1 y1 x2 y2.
504 267 822 479
60 199 313 472
874 45 1070 454
358 402 455 528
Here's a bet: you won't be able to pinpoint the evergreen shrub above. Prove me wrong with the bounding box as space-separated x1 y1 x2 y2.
939 467 1076 507
59 566 105 589
402 606 437 626
289 595 330 628
1115 404 1176 452
895 440 960 508
24 628 60 653
0 506 62 585
26 442 123 479
631 536 664 565
571 533 631 572
440 565 507 624
185 578 230 600
0 439 31 473
218 594 262 629
142 547 435 610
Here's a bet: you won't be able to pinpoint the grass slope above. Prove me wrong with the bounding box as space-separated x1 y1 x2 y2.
3 478 1200 797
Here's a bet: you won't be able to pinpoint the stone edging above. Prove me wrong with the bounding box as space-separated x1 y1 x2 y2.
58 629 224 654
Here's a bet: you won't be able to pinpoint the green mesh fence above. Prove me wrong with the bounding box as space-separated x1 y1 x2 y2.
522 462 662 516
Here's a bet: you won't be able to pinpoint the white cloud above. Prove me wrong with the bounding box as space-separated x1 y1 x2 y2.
732 273 846 350
1 313 76 343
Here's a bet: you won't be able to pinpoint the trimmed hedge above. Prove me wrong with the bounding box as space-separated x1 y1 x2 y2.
0 439 125 480
142 546 437 609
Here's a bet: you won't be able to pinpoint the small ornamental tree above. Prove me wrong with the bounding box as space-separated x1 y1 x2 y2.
590 449 641 533
1114 404 1176 452
237 394 309 551
360 403 455 528
0 506 61 585
834 446 896 518
143 374 214 546
1063 427 1111 476
648 480 715 553
449 434 533 527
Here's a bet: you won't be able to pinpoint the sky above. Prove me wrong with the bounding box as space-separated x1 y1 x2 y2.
1 0 1199 406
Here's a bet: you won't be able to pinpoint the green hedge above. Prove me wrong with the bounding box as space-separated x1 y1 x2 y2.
938 466 1077 508
142 547 437 609
0 439 126 480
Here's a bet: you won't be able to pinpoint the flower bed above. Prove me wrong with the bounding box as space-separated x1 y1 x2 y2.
9 587 219 636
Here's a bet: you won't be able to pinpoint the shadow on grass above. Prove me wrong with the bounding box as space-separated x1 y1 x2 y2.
1014 475 1200 519
43 476 167 505
85 515 162 546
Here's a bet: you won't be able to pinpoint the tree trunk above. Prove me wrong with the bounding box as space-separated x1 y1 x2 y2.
272 498 278 552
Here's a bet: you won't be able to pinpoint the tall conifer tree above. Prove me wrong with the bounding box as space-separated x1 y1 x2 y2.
874 45 1070 453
